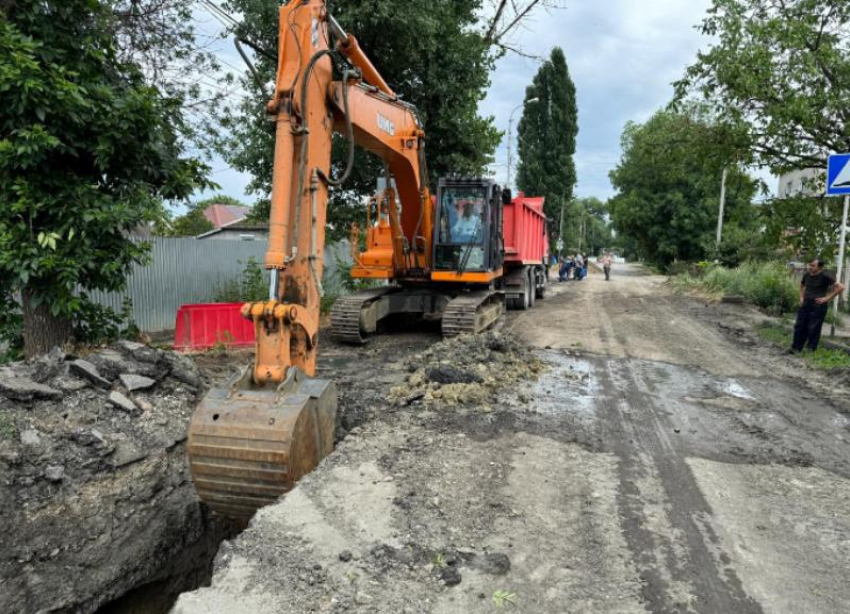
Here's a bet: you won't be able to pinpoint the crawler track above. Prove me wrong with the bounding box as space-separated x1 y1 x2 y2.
441 290 504 337
329 287 394 344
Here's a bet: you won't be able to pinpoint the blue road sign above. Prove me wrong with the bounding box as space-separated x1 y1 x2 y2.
827 154 850 195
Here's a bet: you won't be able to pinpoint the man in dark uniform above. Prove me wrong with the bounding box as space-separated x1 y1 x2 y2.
790 258 846 353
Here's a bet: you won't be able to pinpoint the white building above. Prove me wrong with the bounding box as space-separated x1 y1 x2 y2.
777 168 823 198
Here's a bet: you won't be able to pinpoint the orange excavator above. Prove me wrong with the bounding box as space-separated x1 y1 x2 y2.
187 0 546 519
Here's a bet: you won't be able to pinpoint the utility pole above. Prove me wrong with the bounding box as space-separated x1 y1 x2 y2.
506 97 538 191
716 167 728 249
831 194 849 337
558 197 565 258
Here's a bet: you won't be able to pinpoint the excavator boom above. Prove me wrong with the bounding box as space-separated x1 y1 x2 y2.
188 0 432 519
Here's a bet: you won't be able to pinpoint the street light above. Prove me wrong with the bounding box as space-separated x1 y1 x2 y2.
507 97 539 191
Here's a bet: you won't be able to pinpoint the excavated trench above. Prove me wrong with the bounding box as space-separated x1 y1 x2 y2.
2 322 536 614
0 343 247 614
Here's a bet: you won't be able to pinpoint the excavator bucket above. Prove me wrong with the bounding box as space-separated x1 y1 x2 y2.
187 368 336 520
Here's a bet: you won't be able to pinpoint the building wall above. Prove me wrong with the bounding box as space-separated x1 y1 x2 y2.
777 168 823 198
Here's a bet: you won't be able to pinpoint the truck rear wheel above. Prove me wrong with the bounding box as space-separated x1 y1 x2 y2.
535 266 546 299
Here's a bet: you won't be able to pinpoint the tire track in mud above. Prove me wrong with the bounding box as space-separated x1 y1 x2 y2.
594 355 764 614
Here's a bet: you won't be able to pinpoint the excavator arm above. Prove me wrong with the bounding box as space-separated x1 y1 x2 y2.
187 0 431 519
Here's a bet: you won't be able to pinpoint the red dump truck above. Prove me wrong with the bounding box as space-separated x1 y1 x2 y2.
502 192 549 310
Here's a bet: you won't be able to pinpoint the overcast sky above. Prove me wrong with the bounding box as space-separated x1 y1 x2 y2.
195 0 728 206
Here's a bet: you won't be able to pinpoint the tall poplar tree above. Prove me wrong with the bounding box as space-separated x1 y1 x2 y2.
516 47 578 225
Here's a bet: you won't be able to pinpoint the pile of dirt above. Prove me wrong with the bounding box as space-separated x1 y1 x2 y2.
389 331 543 407
0 341 236 614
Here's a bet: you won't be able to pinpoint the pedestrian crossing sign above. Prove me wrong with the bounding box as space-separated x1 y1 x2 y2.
827 153 850 195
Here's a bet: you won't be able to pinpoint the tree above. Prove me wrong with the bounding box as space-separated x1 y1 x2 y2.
675 0 850 260
608 106 759 268
676 0 850 173
217 0 531 238
516 47 578 228
564 197 612 255
0 1 209 356
107 0 230 149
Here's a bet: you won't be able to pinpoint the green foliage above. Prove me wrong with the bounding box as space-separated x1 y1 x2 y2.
760 192 846 261
213 257 268 303
492 590 517 608
676 0 850 173
676 1 850 259
756 324 850 369
168 207 215 237
557 197 612 255
0 290 23 363
674 261 799 314
209 330 236 357
608 105 759 268
109 0 227 148
703 223 773 267
218 0 501 238
167 195 247 237
517 47 578 226
73 297 139 345
0 1 211 353
320 293 339 316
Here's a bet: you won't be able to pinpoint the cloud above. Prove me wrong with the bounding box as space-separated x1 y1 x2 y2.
206 1 726 204
482 0 714 199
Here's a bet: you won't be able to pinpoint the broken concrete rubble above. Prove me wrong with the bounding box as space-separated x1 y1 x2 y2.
0 341 236 614
120 373 157 391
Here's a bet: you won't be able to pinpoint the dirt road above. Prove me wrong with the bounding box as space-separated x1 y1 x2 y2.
174 264 850 614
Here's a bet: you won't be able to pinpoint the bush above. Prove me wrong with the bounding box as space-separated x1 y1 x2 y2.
675 261 799 315
1 293 138 362
213 257 268 303
0 291 23 363
74 297 139 345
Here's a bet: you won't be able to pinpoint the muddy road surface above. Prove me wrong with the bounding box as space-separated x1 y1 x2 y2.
174 264 850 614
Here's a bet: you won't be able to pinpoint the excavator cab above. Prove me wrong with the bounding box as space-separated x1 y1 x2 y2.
432 178 504 276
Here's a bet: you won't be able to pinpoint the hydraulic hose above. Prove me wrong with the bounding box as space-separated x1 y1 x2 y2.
317 69 356 187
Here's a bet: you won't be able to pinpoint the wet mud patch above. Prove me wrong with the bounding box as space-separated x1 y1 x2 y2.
597 356 850 477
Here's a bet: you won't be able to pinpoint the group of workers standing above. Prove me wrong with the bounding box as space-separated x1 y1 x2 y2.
554 252 614 282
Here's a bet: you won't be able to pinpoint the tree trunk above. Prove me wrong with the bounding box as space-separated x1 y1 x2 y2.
22 288 73 358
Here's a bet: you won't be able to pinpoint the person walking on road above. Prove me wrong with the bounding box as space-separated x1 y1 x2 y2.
574 253 584 281
601 252 613 281
790 258 845 353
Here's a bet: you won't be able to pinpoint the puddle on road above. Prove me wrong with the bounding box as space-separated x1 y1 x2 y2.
719 380 756 400
529 351 598 420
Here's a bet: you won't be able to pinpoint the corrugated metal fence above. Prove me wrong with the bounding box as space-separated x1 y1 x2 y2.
87 237 350 333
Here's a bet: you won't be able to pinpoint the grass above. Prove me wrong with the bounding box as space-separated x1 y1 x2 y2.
756 324 850 369
492 590 517 608
671 261 799 315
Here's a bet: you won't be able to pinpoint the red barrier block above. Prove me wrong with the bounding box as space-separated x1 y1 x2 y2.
174 303 255 351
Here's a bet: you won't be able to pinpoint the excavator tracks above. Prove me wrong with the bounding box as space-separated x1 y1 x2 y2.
330 287 395 344
441 290 504 337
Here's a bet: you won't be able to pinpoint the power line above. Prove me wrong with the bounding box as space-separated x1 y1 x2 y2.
197 0 240 30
